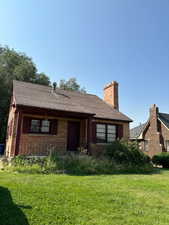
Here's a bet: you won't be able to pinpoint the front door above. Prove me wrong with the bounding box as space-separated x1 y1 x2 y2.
67 121 80 151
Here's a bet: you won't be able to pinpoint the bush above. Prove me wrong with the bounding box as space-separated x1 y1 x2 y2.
11 155 47 168
152 153 169 168
6 151 153 175
105 140 151 166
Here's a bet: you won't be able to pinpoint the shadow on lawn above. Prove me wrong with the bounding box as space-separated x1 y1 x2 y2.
0 186 30 225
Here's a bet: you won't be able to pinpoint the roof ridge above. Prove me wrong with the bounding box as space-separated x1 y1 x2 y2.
13 80 97 97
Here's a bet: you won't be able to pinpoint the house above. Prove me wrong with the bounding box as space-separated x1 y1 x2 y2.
130 104 169 157
5 80 132 157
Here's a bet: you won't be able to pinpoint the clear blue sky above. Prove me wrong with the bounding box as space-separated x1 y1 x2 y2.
0 0 169 127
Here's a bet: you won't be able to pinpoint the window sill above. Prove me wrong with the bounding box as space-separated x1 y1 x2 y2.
95 143 111 145
24 133 56 137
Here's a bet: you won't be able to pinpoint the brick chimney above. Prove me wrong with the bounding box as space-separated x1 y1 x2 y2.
149 104 162 156
150 104 159 131
104 81 119 110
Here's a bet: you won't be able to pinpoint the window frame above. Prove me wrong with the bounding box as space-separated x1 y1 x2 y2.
29 119 51 134
96 123 117 143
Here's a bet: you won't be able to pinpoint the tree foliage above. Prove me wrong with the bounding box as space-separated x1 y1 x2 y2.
0 46 50 142
0 46 86 143
58 78 86 93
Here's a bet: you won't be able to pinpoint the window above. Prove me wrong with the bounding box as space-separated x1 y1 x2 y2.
96 124 106 142
41 120 50 133
30 119 51 134
144 140 149 152
96 123 117 143
166 141 169 152
30 120 40 133
107 125 116 142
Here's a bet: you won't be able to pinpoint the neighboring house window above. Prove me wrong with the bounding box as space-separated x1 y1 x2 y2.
144 140 149 152
30 119 51 134
96 123 117 143
166 141 169 152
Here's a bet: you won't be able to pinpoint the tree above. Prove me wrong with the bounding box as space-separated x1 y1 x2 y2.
58 77 86 93
0 46 86 143
0 46 50 142
35 73 50 86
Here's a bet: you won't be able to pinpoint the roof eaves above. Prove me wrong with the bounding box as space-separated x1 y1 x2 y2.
94 116 132 122
158 117 169 131
16 103 96 116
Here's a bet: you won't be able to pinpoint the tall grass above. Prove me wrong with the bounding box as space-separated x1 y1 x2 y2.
6 150 153 175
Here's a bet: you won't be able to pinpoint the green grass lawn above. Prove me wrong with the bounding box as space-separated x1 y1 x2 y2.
1 170 169 225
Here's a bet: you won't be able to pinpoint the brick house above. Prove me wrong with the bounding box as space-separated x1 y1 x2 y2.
130 104 169 157
6 80 132 157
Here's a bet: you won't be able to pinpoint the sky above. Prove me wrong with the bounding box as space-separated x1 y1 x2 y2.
0 0 169 127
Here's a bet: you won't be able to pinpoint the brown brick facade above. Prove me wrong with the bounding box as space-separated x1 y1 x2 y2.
6 111 89 157
90 119 129 156
6 106 130 157
137 105 169 157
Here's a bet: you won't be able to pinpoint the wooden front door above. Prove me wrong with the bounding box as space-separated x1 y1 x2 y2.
67 121 80 151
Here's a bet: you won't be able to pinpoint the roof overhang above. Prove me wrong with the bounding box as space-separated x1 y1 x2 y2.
158 117 169 131
94 116 132 123
16 104 95 119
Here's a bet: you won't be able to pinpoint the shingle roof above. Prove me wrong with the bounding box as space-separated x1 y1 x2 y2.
159 113 169 129
130 123 147 139
13 80 132 122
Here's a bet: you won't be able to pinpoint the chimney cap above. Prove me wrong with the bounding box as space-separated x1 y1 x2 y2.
104 81 118 90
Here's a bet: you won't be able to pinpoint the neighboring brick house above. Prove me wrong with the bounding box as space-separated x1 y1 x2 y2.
130 104 169 157
6 80 132 157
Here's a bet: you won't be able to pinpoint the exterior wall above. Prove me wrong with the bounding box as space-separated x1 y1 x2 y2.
138 105 169 157
90 119 130 156
143 123 162 157
6 108 130 157
18 114 87 156
139 121 169 157
6 110 87 157
19 116 67 156
5 105 19 158
138 106 162 157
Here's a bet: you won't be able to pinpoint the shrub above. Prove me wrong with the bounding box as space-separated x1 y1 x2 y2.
6 149 153 175
152 153 169 168
105 140 151 166
7 146 153 175
11 155 47 168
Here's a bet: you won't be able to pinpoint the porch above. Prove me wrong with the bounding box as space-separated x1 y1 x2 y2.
15 106 94 156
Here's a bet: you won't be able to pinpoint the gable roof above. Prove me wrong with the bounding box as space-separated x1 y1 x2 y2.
130 112 169 139
130 123 147 139
159 113 169 129
13 80 132 122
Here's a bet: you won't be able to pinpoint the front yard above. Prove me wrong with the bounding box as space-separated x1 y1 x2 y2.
1 170 169 225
